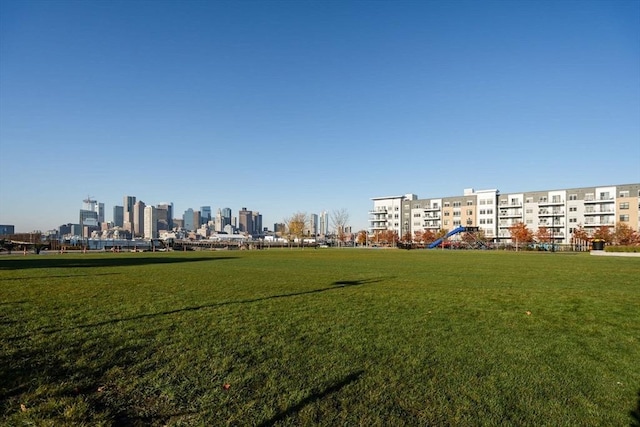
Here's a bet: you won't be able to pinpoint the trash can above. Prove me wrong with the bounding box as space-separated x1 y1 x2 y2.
591 239 605 251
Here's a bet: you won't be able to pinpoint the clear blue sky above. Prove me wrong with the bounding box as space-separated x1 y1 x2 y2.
1 0 639 233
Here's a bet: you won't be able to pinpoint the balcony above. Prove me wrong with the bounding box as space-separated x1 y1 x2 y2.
499 210 523 218
538 210 565 216
538 199 564 206
583 209 614 215
584 197 614 204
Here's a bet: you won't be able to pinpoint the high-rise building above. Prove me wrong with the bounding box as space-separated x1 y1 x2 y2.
200 206 211 225
0 225 15 235
144 206 157 239
156 203 173 230
238 208 253 235
133 200 146 237
221 208 232 228
253 212 262 235
123 195 136 232
183 208 195 231
113 206 124 227
307 214 318 236
80 197 101 237
319 211 329 237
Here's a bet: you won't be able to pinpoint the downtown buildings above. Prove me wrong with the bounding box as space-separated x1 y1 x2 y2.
370 183 640 244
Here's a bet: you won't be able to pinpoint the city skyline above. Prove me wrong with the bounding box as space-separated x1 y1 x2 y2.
1 1 639 233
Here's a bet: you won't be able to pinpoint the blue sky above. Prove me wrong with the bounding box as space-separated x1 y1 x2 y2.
1 0 639 233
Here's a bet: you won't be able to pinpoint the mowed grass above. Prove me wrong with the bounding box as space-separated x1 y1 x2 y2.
1 249 639 426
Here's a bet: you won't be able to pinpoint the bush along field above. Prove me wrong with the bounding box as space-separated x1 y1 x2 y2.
1 249 639 426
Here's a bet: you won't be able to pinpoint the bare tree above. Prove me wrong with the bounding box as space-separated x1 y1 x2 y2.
331 208 350 246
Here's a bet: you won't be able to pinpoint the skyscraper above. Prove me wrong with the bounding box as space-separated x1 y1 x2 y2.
238 208 253 235
144 206 157 239
113 206 124 227
200 206 211 225
123 195 136 232
183 208 195 231
221 208 232 228
156 202 173 230
133 200 146 237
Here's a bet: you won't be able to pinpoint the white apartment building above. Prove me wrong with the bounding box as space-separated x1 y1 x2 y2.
371 183 640 244
369 194 416 235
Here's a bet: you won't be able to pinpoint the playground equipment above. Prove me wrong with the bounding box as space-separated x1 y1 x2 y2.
427 226 480 249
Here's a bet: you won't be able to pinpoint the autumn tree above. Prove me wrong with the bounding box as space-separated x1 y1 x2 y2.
421 229 437 244
508 222 533 249
285 212 307 246
613 222 636 246
535 226 552 243
402 231 413 243
572 224 590 242
356 230 368 246
592 225 613 243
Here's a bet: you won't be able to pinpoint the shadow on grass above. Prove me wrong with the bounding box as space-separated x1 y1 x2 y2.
0 255 237 270
0 273 122 281
6 278 387 341
632 389 640 427
257 370 364 427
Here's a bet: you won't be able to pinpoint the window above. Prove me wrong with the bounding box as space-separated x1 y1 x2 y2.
444 211 450 217
453 210 461 217
480 200 486 205
620 215 629 222
453 201 461 207
539 197 547 202
526 208 533 214
444 202 450 207
526 219 533 224
526 197 533 203
443 220 449 226
620 202 629 209
619 191 629 197
466 209 473 215
453 220 461 226
487 199 493 205
479 219 486 224
569 206 577 212
569 218 577 223
487 209 493 215
467 200 473 205
480 209 486 215
569 194 577 201
487 218 493 224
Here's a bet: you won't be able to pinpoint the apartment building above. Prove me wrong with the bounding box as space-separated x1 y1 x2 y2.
370 183 640 244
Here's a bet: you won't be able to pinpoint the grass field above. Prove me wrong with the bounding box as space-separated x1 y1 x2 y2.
1 249 639 426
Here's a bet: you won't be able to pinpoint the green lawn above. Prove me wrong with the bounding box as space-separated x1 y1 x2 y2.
1 249 639 426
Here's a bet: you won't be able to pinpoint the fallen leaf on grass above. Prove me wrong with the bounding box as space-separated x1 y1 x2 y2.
20 404 27 412
525 311 532 316
223 383 231 390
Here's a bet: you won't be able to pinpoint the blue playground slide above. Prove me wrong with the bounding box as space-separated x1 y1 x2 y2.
427 226 467 249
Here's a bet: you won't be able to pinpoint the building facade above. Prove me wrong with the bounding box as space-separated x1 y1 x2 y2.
371 183 640 244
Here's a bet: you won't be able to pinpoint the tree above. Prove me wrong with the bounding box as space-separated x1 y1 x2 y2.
402 231 413 243
331 208 350 246
535 226 552 243
421 229 437 244
356 230 367 246
285 212 307 246
572 224 590 242
508 222 533 249
613 222 636 246
592 226 613 243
